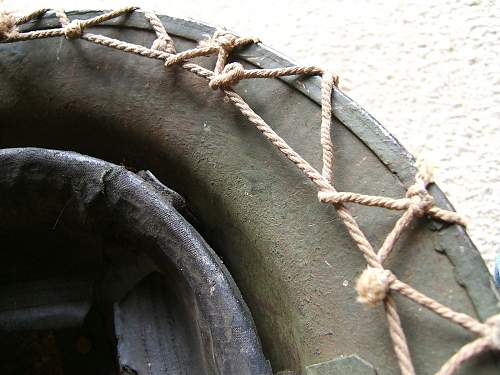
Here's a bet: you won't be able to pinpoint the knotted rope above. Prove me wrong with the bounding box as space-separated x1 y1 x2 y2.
164 30 258 68
63 19 82 39
356 267 395 306
1 8 497 375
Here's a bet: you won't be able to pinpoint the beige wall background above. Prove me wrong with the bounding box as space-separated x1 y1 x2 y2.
3 0 499 271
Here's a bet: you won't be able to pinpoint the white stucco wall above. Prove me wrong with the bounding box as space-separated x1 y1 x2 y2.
3 0 499 271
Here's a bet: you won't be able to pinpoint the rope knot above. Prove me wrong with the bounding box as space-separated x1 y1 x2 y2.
63 20 83 39
198 30 235 50
356 267 394 306
406 180 434 217
405 180 427 198
200 29 259 52
152 36 175 53
213 30 239 49
0 11 17 41
485 314 500 349
209 62 245 89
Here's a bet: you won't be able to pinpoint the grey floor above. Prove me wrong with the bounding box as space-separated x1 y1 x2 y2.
4 0 499 271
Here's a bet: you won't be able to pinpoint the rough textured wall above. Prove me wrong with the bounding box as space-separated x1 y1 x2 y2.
4 0 499 271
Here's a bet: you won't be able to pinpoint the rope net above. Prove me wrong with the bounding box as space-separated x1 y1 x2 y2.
0 7 498 375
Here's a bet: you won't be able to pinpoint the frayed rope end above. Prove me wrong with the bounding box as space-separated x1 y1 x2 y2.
0 11 16 40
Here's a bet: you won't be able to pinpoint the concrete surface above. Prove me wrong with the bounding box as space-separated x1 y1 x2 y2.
3 0 499 271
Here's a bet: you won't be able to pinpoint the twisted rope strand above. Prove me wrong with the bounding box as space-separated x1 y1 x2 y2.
385 296 417 375
1 8 496 375
79 6 137 28
209 64 326 89
15 8 49 25
317 190 466 226
320 70 336 183
82 32 170 59
390 279 487 336
378 207 420 263
436 337 495 375
165 45 217 66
